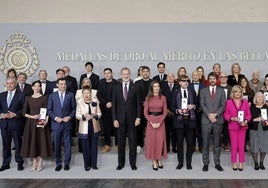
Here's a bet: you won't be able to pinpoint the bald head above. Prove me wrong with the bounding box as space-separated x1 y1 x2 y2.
166 73 175 83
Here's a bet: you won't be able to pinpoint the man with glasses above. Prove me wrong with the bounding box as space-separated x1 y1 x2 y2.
171 75 196 170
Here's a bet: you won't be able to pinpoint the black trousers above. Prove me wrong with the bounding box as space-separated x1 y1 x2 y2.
165 116 177 151
102 110 118 146
175 119 194 164
136 115 146 148
1 128 23 166
117 120 137 167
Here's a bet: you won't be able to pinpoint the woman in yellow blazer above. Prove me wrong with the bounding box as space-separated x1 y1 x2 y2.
76 86 101 171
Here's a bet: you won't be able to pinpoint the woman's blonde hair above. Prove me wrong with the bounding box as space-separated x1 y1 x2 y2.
230 85 243 99
231 62 241 74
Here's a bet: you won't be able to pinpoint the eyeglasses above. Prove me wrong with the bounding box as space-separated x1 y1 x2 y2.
180 80 189 82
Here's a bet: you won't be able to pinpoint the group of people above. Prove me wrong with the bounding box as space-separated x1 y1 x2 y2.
0 61 268 174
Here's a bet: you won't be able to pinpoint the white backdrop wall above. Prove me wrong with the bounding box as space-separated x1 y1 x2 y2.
1 23 268 85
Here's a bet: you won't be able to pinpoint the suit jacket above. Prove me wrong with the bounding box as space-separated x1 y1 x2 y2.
219 85 232 100
112 82 141 124
47 91 76 131
171 87 197 128
97 78 118 112
153 74 167 83
224 99 251 130
161 81 179 110
189 82 206 110
16 83 33 96
65 75 78 94
0 90 25 130
227 74 245 87
79 73 99 89
76 98 102 137
135 79 153 102
34 80 51 96
200 86 226 124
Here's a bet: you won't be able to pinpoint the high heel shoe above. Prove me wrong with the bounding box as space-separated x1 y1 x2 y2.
238 163 243 171
30 160 37 171
152 164 158 171
254 163 259 170
260 162 265 170
232 163 237 171
157 160 163 169
37 166 43 172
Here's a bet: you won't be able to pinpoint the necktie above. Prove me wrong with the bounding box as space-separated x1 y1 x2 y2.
211 87 215 100
7 92 12 108
169 84 172 92
60 93 64 107
183 89 187 98
124 83 128 101
20 84 24 92
160 75 163 81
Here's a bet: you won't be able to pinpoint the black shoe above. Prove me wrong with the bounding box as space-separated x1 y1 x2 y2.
215 164 224 171
116 165 124 170
186 163 192 170
17 164 24 171
85 167 91 171
199 147 203 153
64 164 70 171
0 165 10 171
152 164 158 171
172 148 177 153
176 162 183 170
254 163 259 170
55 165 62 171
92 166 98 170
260 162 265 170
131 165 137 170
202 165 208 172
238 168 243 171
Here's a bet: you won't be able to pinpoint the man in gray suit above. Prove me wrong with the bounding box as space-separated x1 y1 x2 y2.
200 72 226 172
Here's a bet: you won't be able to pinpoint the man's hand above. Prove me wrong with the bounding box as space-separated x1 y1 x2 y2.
135 118 140 126
113 120 119 128
62 116 71 122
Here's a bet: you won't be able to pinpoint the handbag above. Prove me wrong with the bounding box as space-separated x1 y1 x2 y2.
92 118 101 133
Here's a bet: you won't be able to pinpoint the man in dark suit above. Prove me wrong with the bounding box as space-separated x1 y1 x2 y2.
200 72 226 172
153 62 167 83
16 72 33 96
189 71 206 153
79 62 99 89
112 67 141 170
97 68 118 153
0 77 25 171
35 70 51 96
47 78 76 171
161 73 178 153
171 75 197 170
62 66 78 94
135 66 153 153
47 69 74 94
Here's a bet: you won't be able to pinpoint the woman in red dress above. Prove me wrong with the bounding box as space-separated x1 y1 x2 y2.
144 81 167 170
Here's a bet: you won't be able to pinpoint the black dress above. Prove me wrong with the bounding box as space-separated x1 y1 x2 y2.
21 96 53 158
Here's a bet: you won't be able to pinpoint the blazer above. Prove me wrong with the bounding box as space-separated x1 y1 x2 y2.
161 81 179 110
200 86 226 124
135 79 153 102
227 74 245 87
224 99 252 130
153 74 167 83
65 75 78 94
97 78 118 112
112 82 141 124
79 73 99 89
47 91 76 131
189 82 206 109
0 90 25 130
249 104 268 131
76 98 102 137
16 83 33 96
171 87 197 128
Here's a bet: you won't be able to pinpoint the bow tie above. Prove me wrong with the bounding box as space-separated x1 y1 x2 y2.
193 82 199 85
40 81 46 84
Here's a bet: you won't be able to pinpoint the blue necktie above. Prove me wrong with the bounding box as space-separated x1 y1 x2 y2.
60 93 64 107
7 92 12 108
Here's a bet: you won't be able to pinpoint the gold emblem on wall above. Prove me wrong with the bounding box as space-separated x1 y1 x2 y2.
0 33 39 76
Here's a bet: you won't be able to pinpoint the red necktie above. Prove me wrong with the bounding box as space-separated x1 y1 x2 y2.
211 87 215 100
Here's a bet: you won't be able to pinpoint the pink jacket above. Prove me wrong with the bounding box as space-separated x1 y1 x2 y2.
224 99 252 130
